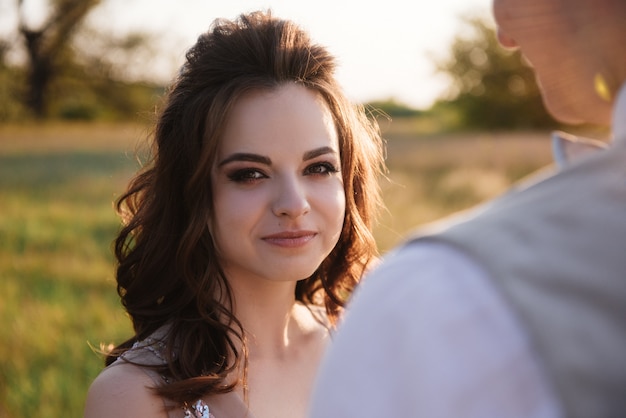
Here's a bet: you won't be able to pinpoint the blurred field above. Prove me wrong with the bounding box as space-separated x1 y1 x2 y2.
374 118 554 250
0 121 554 417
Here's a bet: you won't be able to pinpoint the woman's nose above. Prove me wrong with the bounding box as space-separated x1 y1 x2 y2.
272 177 311 218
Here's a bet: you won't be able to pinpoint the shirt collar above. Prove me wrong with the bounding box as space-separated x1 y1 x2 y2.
612 81 626 142
552 81 626 168
551 131 608 168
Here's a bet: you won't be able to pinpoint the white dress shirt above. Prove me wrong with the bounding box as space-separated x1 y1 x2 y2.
309 243 563 417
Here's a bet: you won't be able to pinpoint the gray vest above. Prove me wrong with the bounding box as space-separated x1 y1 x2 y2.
410 139 626 417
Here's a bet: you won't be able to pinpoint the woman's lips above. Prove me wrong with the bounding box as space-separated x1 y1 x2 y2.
262 231 317 248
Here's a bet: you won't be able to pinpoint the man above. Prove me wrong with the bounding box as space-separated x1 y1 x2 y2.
309 0 626 416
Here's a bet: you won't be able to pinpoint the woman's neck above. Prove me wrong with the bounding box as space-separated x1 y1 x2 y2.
227 276 306 358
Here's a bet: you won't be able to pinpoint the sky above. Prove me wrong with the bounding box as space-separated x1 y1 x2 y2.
7 0 495 109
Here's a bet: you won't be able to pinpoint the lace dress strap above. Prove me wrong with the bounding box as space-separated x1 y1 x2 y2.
183 400 215 418
118 335 215 417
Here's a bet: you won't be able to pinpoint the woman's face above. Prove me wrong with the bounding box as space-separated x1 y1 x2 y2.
211 84 345 286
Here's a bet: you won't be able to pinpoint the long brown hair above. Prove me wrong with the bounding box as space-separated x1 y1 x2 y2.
107 10 385 405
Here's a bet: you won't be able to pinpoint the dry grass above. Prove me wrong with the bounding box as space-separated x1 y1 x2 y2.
0 122 150 153
375 128 554 250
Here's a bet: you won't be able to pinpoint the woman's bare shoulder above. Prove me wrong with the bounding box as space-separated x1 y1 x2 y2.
84 361 167 418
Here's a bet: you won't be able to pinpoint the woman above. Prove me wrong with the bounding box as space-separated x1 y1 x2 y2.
85 10 384 418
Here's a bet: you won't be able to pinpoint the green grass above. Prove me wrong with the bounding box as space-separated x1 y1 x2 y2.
0 121 554 417
0 123 141 418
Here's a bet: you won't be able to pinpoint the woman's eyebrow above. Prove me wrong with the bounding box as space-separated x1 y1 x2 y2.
303 146 338 161
218 146 337 167
218 153 272 167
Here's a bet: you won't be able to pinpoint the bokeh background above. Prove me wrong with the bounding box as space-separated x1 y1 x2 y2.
0 1 604 416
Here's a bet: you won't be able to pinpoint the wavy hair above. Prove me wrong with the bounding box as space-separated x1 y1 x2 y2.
106 10 385 406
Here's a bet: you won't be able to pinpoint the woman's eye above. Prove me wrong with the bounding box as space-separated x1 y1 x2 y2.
306 162 339 176
227 169 267 183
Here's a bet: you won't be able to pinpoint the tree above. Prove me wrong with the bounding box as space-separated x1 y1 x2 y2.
435 15 557 130
16 0 101 118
